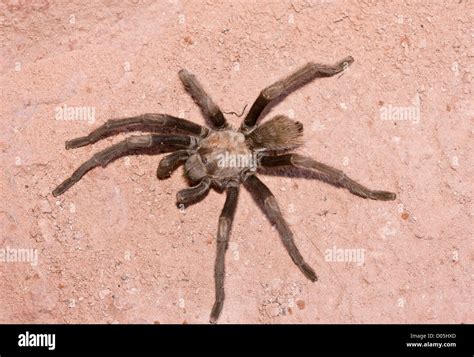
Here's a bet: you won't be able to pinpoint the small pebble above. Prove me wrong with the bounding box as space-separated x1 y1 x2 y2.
296 300 305 310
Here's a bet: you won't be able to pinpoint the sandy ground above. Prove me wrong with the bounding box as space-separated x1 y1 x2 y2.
0 0 472 324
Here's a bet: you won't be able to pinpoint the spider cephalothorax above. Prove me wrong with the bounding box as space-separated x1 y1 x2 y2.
53 56 396 323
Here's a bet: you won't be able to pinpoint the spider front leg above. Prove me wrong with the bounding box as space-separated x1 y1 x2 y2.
260 154 396 201
210 185 239 324
241 56 354 132
245 175 317 282
175 177 211 207
52 134 197 197
65 114 208 149
156 150 193 179
178 69 228 129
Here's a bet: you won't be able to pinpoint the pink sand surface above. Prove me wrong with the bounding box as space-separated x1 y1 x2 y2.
0 1 472 323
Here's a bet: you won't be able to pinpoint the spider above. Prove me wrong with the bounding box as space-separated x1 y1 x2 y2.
52 56 396 323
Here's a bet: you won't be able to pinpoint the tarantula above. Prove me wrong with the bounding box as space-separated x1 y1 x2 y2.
52 56 396 323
